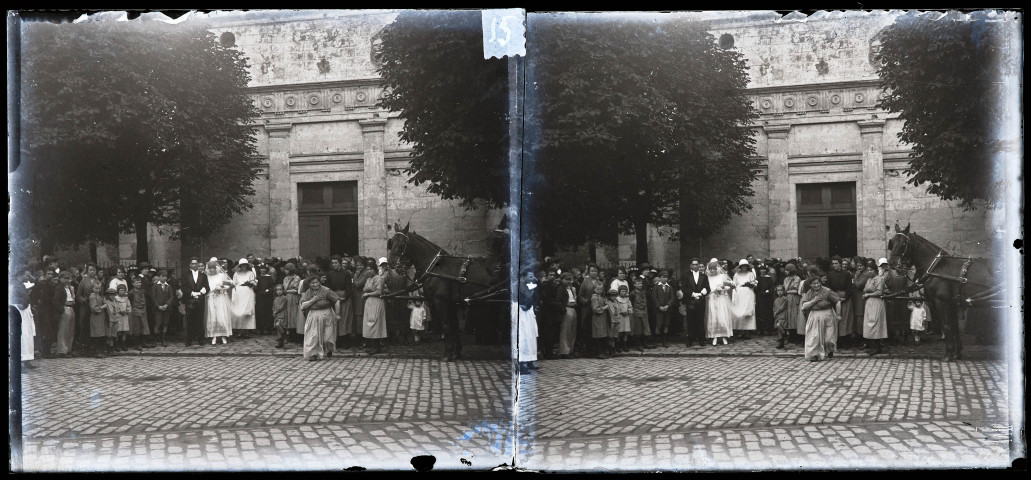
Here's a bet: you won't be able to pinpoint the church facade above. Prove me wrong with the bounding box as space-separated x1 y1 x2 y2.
617 11 999 269
111 11 997 270
122 10 505 267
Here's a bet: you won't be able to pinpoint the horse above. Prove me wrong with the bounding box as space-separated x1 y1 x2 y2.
886 223 1000 361
386 222 510 361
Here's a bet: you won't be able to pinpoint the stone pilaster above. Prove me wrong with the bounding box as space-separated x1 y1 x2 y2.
266 123 296 258
764 124 793 258
858 119 886 258
360 119 388 258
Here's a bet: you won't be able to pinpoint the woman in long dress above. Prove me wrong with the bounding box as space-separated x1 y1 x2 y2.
862 259 890 356
852 261 876 344
204 260 234 344
282 263 302 344
801 276 841 362
782 264 802 343
300 276 341 361
362 259 389 354
352 258 376 338
704 259 735 345
230 259 257 338
730 259 757 338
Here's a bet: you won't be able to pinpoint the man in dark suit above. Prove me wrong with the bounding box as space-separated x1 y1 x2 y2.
178 256 209 346
682 258 710 347
539 267 563 359
650 270 676 347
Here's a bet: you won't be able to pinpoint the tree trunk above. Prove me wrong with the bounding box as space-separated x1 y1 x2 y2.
633 218 649 265
134 219 149 263
679 196 701 276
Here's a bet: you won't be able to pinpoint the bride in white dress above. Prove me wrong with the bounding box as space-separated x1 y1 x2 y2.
704 258 735 345
204 259 234 344
230 258 257 337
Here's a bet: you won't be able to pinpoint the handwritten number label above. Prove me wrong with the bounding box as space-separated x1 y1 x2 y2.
482 9 526 59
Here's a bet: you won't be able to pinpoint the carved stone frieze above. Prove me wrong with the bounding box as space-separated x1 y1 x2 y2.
250 81 387 116
749 81 889 117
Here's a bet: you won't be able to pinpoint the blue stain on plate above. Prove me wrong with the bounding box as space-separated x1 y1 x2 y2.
458 420 510 454
90 391 102 409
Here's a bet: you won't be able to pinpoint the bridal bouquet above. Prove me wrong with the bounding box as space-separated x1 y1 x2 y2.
213 279 234 295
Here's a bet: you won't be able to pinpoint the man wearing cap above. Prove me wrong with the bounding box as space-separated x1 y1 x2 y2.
178 256 209 347
517 266 540 374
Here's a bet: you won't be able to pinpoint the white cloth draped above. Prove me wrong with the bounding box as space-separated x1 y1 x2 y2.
19 305 36 361
517 305 538 362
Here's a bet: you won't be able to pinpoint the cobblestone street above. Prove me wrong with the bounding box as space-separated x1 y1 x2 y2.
16 354 514 471
516 354 1014 471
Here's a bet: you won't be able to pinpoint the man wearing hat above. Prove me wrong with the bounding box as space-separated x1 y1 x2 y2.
682 258 710 347
517 265 540 374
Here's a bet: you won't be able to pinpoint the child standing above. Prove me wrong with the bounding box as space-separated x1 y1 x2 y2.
408 290 427 344
605 288 621 355
613 285 633 353
908 299 928 344
149 270 175 346
273 284 289 348
88 282 109 357
128 277 151 352
108 286 132 352
773 285 789 349
590 283 611 359
629 277 651 352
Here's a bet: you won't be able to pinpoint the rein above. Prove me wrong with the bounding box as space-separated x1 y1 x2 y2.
888 233 999 306
384 232 508 304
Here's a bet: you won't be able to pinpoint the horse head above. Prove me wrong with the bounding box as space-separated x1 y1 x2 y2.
887 222 912 266
386 222 411 267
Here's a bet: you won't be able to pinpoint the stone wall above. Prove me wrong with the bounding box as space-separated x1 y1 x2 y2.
205 10 397 87
710 11 898 88
883 168 993 257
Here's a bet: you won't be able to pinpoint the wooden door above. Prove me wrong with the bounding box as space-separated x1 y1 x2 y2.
299 215 330 259
798 216 829 260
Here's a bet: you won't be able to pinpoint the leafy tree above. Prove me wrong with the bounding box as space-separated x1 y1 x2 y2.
523 16 758 264
16 19 259 264
374 10 512 209
874 11 1014 209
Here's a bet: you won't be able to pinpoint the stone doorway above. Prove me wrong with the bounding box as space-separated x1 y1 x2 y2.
298 181 358 259
797 182 857 260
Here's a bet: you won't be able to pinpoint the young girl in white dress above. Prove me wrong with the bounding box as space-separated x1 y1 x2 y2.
704 259 735 345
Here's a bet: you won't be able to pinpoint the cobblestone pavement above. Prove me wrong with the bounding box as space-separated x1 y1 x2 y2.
516 356 1016 471
550 332 1003 360
17 356 514 471
82 332 509 360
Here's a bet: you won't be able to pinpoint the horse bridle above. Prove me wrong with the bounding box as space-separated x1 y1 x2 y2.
891 233 910 268
391 232 410 271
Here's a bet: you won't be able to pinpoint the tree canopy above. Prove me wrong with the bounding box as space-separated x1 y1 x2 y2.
874 11 1014 209
17 19 260 262
523 16 759 261
374 10 512 210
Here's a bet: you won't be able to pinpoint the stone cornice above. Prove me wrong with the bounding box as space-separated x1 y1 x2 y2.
251 81 389 117
858 119 886 135
748 80 889 119
246 78 382 94
763 124 791 140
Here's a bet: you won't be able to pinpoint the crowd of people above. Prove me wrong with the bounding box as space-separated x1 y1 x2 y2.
12 253 443 370
515 254 937 373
